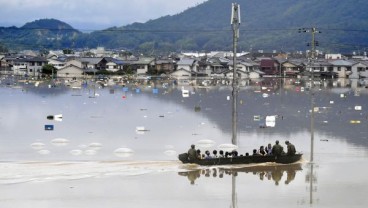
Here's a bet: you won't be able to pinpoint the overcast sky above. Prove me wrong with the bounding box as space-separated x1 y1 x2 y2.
0 0 207 31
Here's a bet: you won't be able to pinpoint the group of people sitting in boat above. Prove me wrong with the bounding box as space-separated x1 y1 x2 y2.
187 140 296 161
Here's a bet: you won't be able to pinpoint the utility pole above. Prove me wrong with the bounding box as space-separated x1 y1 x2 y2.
299 27 321 163
231 3 240 146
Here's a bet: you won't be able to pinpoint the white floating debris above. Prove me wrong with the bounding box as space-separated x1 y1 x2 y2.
70 149 83 156
350 120 361 124
38 149 50 155
340 94 345 98
164 150 177 156
47 114 63 122
165 145 174 149
262 93 269 98
114 148 134 158
51 138 69 146
182 90 189 98
84 149 97 156
227 96 230 101
265 115 276 127
136 126 149 131
88 143 102 150
31 142 45 150
218 144 238 152
196 139 216 149
181 86 190 97
355 106 362 111
330 101 334 104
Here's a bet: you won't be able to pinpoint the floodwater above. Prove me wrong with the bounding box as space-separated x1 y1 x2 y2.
0 76 367 208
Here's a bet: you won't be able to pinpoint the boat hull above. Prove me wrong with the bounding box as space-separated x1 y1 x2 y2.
178 153 303 166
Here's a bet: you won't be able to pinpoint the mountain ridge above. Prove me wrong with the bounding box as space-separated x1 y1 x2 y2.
1 0 368 54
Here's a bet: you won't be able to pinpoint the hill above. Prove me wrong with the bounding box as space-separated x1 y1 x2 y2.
1 0 368 53
0 19 81 51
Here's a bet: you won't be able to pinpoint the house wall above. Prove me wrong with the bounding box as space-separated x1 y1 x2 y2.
333 66 352 78
48 59 65 70
351 63 368 79
171 69 191 78
57 66 84 78
106 62 119 72
66 60 83 68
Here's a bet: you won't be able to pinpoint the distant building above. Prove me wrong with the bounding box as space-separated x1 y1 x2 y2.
57 64 85 78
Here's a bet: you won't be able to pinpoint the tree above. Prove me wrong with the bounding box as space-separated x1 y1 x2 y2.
42 64 57 77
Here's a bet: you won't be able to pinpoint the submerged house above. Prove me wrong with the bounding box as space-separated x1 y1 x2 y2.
329 60 353 78
7 56 47 77
350 61 368 79
57 64 85 78
170 68 192 79
260 59 280 76
132 57 155 75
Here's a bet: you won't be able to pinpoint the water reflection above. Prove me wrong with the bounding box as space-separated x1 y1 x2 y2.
178 163 302 186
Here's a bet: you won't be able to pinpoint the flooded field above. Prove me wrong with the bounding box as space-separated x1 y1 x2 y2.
0 76 367 207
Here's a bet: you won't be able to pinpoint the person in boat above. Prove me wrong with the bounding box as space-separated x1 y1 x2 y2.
265 143 272 155
219 150 225 158
285 141 296 156
258 145 267 155
232 150 238 157
272 140 284 156
187 144 198 161
212 150 218 158
204 150 212 159
196 149 202 159
253 149 261 156
225 152 230 158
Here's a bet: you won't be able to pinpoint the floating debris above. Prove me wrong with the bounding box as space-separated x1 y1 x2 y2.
51 138 69 146
253 115 261 121
114 148 134 158
265 115 276 127
70 149 83 156
164 150 177 156
31 142 46 150
355 106 362 111
38 149 50 155
88 143 102 150
350 120 361 124
47 114 63 122
197 139 216 149
84 149 97 156
44 125 54 131
136 126 149 132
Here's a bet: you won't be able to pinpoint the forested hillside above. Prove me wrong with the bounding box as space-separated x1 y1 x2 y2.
1 0 368 54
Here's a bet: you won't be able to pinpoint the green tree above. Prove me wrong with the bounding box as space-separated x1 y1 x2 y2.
42 64 57 77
